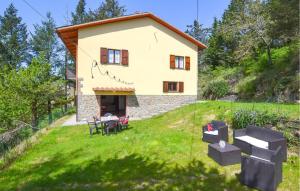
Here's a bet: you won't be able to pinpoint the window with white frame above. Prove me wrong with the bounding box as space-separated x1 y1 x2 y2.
108 49 121 64
175 56 184 69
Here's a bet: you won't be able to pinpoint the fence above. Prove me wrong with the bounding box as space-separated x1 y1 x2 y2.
0 107 75 157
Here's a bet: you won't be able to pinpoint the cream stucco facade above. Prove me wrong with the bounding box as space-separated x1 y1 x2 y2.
77 17 198 96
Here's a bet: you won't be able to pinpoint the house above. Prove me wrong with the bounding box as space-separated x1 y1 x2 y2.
56 12 206 121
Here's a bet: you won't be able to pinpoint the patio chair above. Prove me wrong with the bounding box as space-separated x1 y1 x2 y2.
202 120 228 143
104 120 118 135
87 120 100 136
240 146 283 191
118 116 129 130
93 116 104 135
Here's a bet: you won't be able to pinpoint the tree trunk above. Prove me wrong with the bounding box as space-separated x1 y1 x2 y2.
48 100 52 124
267 45 272 65
31 100 38 128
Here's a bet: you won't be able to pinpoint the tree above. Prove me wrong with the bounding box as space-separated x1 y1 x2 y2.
221 0 273 65
88 0 126 21
7 55 64 127
0 3 28 70
185 20 210 44
30 12 64 124
30 12 63 74
204 18 230 68
185 20 210 68
71 0 88 24
267 0 299 44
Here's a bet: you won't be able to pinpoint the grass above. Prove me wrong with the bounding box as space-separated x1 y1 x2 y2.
0 101 299 191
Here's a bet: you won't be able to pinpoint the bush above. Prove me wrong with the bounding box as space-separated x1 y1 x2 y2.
232 109 286 129
203 80 229 100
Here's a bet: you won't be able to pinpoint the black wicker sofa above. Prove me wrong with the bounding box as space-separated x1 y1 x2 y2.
240 146 283 191
233 125 287 161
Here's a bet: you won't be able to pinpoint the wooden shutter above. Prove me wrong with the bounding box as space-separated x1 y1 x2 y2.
101 48 108 64
185 56 190 70
179 82 184 93
122 49 129 65
170 55 175 69
163 81 168 93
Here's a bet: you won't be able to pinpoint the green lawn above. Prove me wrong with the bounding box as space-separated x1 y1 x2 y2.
0 101 299 191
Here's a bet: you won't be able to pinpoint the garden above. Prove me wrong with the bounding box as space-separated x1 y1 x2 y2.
0 101 298 191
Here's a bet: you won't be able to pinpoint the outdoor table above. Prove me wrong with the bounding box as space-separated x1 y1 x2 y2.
208 142 241 166
100 116 119 122
99 116 120 133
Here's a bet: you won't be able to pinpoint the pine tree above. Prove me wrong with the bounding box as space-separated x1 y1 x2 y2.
185 20 210 44
30 12 62 73
89 0 126 21
71 0 87 24
0 3 28 70
204 18 228 68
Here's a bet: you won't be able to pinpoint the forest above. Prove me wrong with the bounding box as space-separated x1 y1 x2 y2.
187 0 299 102
0 0 299 133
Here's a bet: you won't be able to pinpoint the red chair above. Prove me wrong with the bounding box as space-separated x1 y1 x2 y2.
118 116 129 130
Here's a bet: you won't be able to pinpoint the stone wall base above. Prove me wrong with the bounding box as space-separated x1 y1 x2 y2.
76 95 197 121
127 95 197 119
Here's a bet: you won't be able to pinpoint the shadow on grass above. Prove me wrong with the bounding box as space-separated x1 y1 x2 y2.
5 150 251 191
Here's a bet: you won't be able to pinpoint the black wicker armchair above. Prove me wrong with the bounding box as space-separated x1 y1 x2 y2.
240 146 283 191
202 120 228 143
233 125 287 161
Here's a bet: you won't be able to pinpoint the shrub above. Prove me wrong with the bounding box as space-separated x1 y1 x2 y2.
232 109 286 129
203 80 229 100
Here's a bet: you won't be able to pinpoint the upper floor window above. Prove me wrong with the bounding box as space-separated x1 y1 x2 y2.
101 47 129 65
175 56 184 69
170 55 190 70
108 49 121 64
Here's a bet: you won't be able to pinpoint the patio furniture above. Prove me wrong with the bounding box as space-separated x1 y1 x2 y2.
208 142 241 166
118 116 129 130
202 120 228 143
233 125 287 161
103 120 118 135
87 120 101 136
240 146 283 191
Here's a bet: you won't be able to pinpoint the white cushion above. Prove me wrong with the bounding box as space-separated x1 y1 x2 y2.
235 135 269 149
204 130 218 136
250 155 270 162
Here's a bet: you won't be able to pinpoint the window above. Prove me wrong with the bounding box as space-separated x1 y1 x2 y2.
163 81 184 93
168 82 178 92
175 56 184 69
108 49 121 64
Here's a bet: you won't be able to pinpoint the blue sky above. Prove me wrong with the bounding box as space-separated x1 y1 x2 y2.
1 0 230 33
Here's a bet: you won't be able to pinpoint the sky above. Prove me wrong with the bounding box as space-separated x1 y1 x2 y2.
0 0 230 33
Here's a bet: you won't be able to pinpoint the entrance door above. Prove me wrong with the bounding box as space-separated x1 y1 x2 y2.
100 95 126 116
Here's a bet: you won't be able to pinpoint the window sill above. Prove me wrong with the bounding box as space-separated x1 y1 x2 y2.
165 91 183 93
171 68 186 70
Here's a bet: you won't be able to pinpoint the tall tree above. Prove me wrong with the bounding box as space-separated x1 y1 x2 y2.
185 20 210 44
185 20 210 68
267 0 299 44
221 0 273 64
30 12 63 74
7 55 64 127
30 12 64 124
204 18 229 68
88 0 126 21
71 0 87 24
0 3 28 70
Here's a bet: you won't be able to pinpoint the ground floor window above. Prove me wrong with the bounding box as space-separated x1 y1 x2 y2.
168 82 178 92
